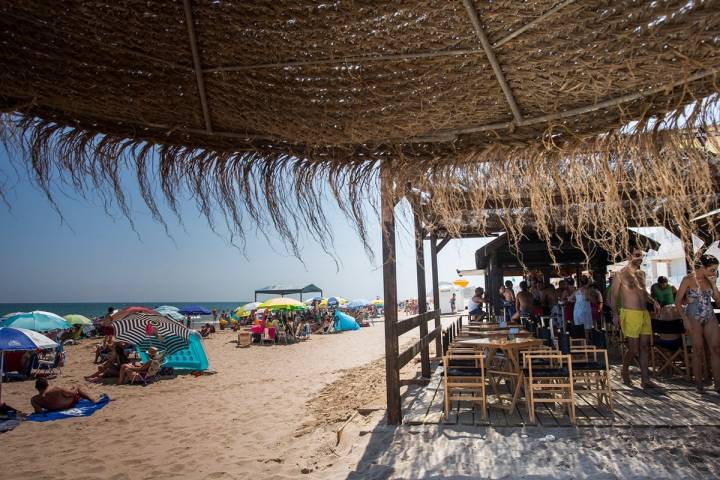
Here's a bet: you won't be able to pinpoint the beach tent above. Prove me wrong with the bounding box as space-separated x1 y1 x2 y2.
334 311 360 332
0 311 71 332
138 330 209 372
254 284 323 302
0 327 57 401
178 305 211 316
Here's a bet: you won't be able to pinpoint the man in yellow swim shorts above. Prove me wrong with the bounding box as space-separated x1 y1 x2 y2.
610 245 661 389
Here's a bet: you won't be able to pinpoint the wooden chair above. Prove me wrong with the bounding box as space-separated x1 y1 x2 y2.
650 318 690 378
523 352 576 424
570 338 588 350
442 354 487 420
569 347 613 411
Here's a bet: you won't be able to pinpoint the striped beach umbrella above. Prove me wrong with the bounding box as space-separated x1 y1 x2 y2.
113 313 189 355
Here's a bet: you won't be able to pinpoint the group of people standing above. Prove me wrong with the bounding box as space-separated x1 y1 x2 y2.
502 275 604 341
611 246 720 393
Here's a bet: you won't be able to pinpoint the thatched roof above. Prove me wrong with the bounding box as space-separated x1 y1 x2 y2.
1 1 719 257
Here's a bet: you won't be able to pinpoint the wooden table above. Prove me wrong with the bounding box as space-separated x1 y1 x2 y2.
456 337 544 413
460 330 532 339
467 323 522 330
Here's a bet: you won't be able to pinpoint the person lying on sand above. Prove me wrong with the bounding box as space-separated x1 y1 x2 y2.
116 347 158 385
31 378 98 413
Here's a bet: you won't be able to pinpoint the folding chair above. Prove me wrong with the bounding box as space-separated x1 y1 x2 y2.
523 352 576 424
569 347 613 411
442 353 487 420
650 318 689 378
129 352 165 385
262 328 275 345
570 338 588 350
32 348 64 378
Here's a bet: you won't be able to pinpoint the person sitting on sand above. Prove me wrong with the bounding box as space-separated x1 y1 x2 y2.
31 378 98 413
94 334 115 363
86 342 129 382
200 324 211 338
116 347 158 385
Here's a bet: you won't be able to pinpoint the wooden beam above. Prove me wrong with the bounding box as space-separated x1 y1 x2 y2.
204 48 486 73
436 237 451 253
200 1 573 73
397 310 440 336
429 235 443 357
398 329 439 368
414 204 431 378
494 0 578 48
426 66 720 138
461 0 524 124
380 168 401 425
183 0 213 133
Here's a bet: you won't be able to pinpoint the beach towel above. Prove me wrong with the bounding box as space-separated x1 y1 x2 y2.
27 395 110 422
0 417 21 433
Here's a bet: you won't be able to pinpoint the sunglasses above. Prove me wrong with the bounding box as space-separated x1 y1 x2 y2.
632 253 645 258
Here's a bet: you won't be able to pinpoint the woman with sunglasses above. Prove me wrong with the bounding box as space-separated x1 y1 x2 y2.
676 254 720 393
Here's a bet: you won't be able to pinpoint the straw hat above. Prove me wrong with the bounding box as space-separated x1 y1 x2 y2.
146 346 158 357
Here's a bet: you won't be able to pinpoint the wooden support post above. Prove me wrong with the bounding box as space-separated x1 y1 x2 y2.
430 234 442 357
182 0 213 133
381 172 401 425
414 208 431 379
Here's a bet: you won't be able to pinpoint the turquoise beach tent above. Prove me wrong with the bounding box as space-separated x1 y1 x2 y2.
334 311 360 332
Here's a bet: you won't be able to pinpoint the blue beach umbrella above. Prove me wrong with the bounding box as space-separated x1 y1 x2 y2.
0 311 71 332
161 311 186 322
347 299 370 310
0 327 58 401
178 305 211 316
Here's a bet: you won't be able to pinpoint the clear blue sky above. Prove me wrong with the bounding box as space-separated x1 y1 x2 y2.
0 149 490 303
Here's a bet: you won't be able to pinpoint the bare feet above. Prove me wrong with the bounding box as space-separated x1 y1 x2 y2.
622 370 632 386
696 383 706 394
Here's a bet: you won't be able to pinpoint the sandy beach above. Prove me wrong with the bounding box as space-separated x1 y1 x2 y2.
0 320 428 480
4 318 720 480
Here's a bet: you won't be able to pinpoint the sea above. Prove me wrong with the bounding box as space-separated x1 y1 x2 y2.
0 302 250 328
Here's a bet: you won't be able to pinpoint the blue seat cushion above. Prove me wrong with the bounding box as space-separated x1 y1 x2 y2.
572 361 605 371
524 367 570 377
443 367 483 377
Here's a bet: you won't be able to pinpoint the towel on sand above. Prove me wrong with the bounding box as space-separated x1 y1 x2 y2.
27 394 110 422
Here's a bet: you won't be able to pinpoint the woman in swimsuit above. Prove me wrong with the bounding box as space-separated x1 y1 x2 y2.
676 254 720 393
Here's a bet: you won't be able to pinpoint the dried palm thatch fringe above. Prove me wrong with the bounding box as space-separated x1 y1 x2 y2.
2 95 720 267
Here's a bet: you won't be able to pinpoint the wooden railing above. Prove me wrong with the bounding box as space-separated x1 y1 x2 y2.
392 308 441 370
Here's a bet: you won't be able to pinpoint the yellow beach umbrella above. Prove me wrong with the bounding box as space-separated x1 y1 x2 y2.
453 279 470 288
258 298 307 310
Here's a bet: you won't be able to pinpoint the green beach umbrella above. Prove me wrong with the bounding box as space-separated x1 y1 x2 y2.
63 314 92 326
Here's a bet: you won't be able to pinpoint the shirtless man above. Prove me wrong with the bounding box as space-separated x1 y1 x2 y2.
538 280 559 315
31 378 98 413
515 281 534 318
610 246 661 388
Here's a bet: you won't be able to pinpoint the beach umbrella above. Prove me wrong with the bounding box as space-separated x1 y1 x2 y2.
161 311 186 322
371 299 384 306
0 311 71 332
113 312 189 355
0 327 57 401
63 314 92 326
178 305 211 316
155 305 179 312
233 302 261 319
258 298 307 310
111 306 159 321
347 299 370 310
453 279 470 288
